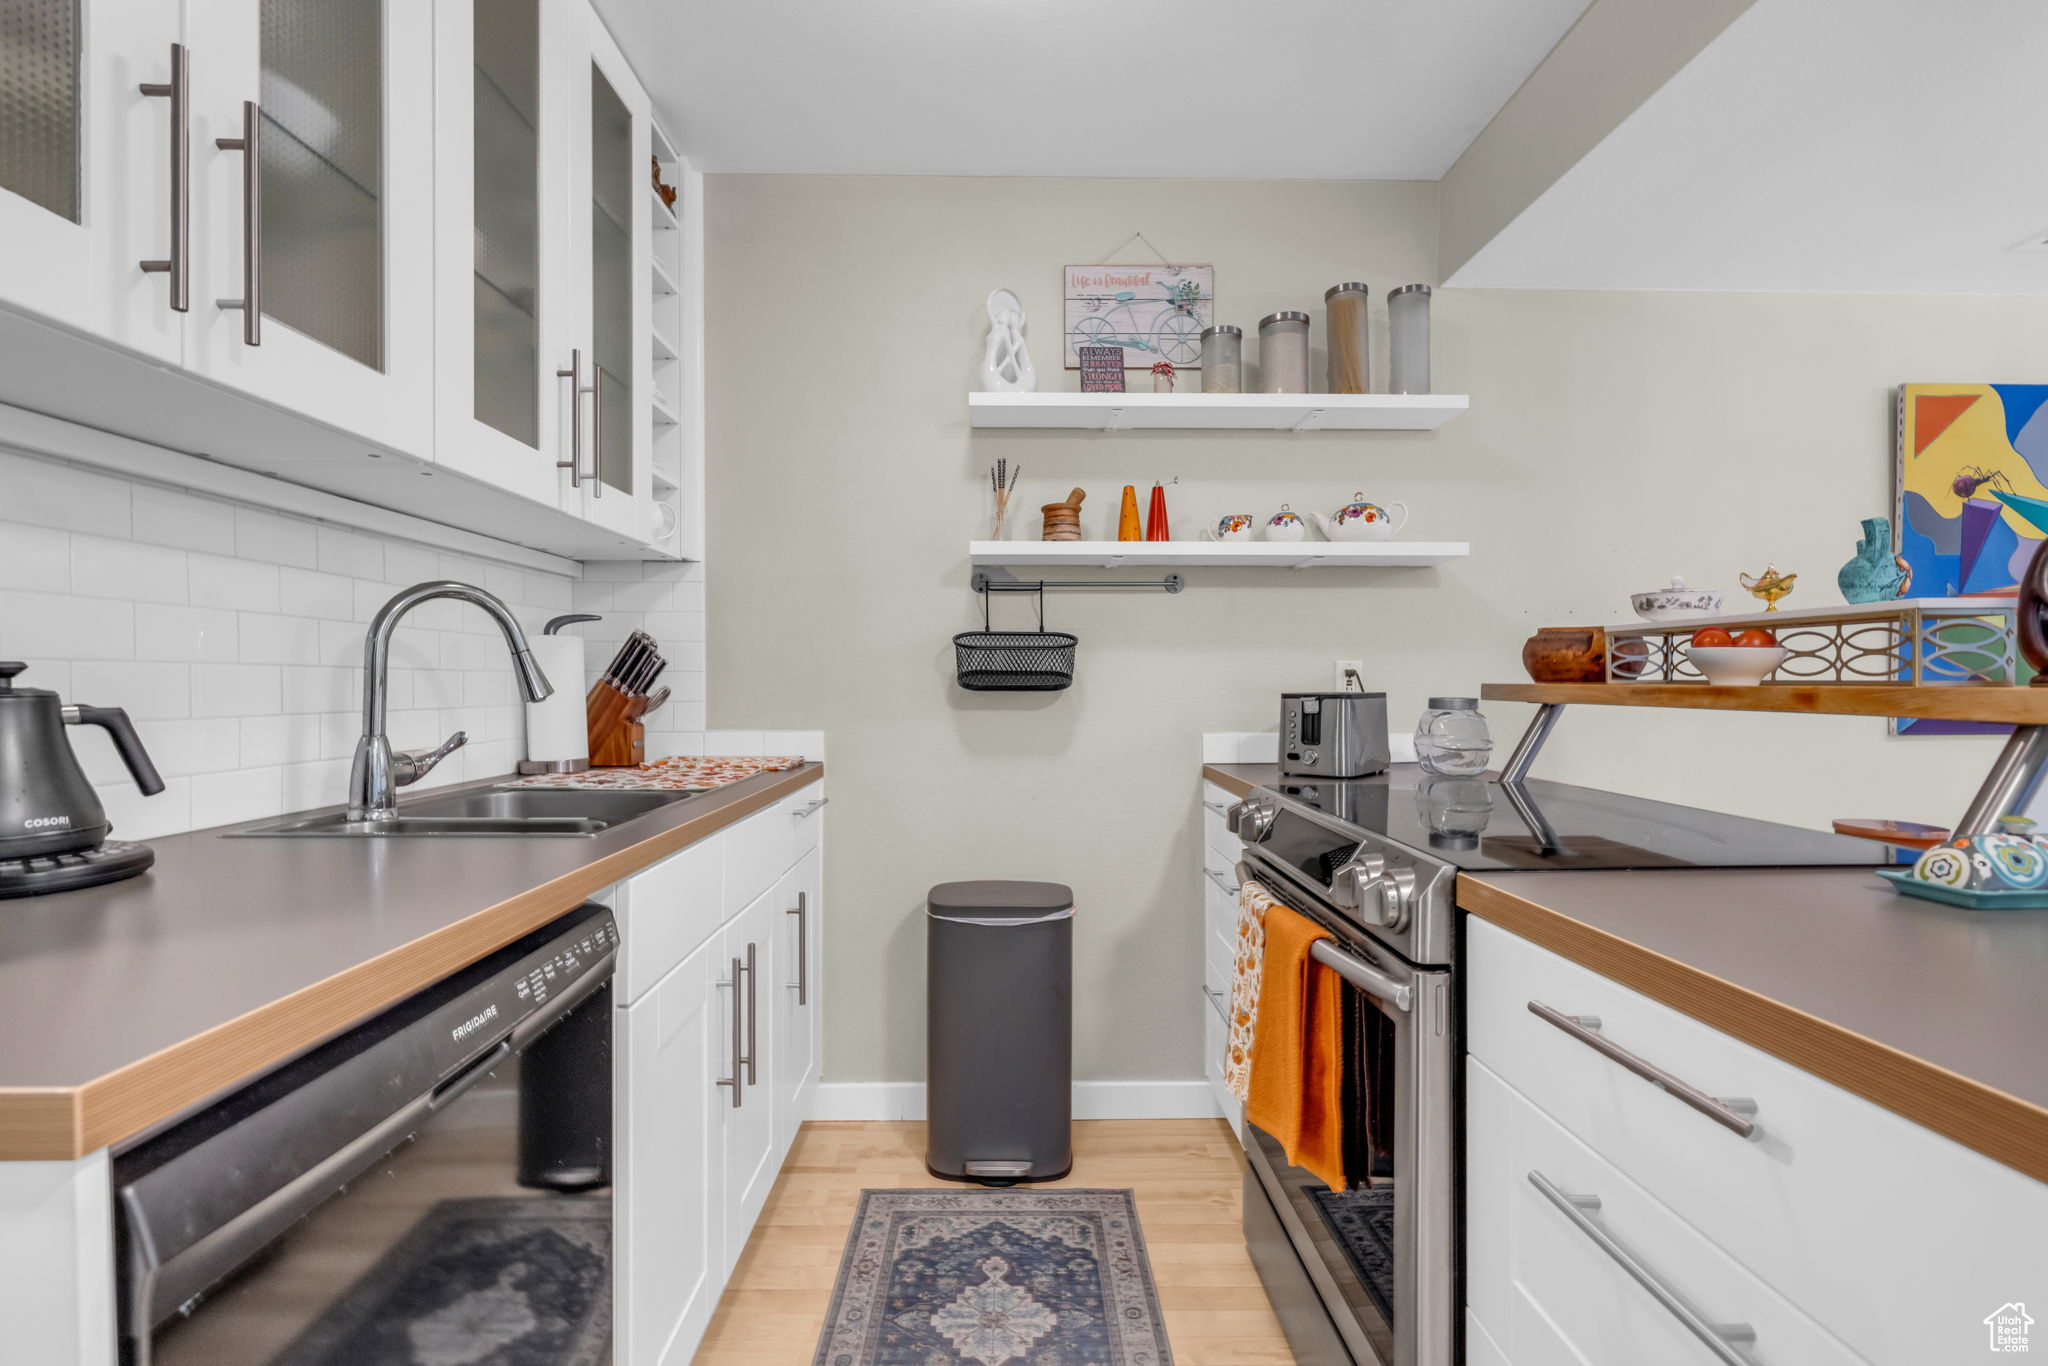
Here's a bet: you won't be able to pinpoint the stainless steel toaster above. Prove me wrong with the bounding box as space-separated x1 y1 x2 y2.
1280 692 1390 778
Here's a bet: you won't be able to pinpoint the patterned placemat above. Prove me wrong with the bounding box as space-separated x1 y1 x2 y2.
512 755 805 791
813 1188 1173 1365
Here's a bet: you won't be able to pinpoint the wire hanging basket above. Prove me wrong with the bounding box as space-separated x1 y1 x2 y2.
954 584 1077 691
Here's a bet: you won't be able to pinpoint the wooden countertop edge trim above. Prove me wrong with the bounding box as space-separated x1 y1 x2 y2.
1202 765 1258 799
0 765 823 1162
1457 874 2048 1185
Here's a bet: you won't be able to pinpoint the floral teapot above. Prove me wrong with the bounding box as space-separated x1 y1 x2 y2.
1311 493 1408 542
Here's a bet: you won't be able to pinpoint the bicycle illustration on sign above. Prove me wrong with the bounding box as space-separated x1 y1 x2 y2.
1064 264 1213 369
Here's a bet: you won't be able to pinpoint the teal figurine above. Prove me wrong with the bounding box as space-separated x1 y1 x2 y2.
1837 517 1910 603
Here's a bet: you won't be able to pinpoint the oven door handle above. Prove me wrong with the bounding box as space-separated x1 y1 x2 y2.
1309 939 1413 1013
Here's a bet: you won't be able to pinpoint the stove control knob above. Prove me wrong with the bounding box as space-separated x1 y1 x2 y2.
1330 852 1386 910
1227 798 1275 841
1372 866 1418 931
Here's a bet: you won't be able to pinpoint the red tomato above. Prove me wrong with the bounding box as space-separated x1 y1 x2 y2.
1690 627 1735 648
1732 629 1779 648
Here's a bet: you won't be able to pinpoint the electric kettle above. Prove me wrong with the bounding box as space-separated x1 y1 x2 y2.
0 662 164 860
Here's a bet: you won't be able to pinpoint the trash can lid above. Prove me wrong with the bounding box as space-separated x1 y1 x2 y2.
928 879 1074 923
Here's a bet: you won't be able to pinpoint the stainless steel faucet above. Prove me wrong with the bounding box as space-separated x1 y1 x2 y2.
347 582 554 819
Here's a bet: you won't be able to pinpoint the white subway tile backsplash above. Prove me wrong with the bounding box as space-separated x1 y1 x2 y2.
136 605 239 663
234 508 318 568
96 776 190 842
131 484 236 553
71 662 190 719
193 663 282 718
191 554 281 612
316 525 384 580
191 766 284 829
279 567 357 621
238 611 322 665
240 713 323 768
0 590 134 660
280 664 358 714
0 452 131 536
71 534 188 604
0 524 69 592
382 542 438 586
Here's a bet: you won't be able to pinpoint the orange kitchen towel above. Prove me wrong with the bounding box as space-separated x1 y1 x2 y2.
1246 901 1346 1190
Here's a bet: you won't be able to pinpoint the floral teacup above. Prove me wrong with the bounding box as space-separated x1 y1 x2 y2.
1202 514 1255 543
1264 505 1307 543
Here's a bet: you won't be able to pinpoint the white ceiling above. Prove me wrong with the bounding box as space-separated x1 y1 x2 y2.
1448 0 2048 292
598 0 1593 179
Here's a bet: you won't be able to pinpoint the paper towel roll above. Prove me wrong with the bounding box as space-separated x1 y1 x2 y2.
525 634 590 765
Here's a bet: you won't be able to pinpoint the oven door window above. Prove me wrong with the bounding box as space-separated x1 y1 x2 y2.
143 1029 612 1364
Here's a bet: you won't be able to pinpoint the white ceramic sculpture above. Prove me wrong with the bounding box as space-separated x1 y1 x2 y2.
980 288 1036 392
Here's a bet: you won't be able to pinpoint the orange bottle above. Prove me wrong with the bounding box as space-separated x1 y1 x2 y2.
1118 485 1142 541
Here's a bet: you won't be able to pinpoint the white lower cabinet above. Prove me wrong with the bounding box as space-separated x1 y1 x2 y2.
1465 916 2048 1366
613 780 826 1363
1198 784 1242 1137
617 937 724 1366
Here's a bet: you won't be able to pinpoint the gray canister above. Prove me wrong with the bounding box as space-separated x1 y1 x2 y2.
926 879 1074 1184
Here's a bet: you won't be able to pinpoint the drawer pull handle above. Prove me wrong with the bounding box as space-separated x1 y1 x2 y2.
1201 984 1228 1022
794 798 829 819
1529 1170 1761 1366
1203 800 1232 815
1203 866 1238 895
1529 1000 1758 1138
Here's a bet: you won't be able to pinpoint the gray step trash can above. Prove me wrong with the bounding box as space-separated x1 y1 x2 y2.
925 879 1074 1185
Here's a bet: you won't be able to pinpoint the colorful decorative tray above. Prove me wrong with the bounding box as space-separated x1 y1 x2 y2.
1876 867 2048 911
511 755 805 792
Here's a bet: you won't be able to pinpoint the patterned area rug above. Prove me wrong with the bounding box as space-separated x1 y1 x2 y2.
271 1197 610 1366
1309 1185 1396 1324
813 1189 1174 1366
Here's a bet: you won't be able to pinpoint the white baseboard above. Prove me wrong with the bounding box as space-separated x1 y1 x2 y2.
810 1080 1221 1123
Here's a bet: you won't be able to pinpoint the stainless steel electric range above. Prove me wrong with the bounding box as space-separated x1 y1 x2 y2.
1225 768 1881 1366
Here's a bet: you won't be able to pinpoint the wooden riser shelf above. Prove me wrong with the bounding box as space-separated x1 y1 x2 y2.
1482 682 2048 725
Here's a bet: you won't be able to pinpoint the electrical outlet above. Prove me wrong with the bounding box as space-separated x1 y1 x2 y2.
1334 660 1365 692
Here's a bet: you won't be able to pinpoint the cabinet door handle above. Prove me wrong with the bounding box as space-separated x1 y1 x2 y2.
588 362 603 497
1201 984 1228 1023
213 100 261 345
137 43 190 311
786 892 808 1005
557 349 584 486
1203 866 1238 895
741 940 759 1086
793 797 829 819
1528 1171 1761 1365
716 956 743 1107
1529 1001 1758 1138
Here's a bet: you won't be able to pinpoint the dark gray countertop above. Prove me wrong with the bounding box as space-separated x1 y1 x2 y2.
0 764 822 1159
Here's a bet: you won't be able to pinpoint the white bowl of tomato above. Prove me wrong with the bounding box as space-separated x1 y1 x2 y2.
1685 626 1788 686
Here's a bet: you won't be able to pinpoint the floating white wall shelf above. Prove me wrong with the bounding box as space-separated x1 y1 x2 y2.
968 391 1469 431
969 540 1468 568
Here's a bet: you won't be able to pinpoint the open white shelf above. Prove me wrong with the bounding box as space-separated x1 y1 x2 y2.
969 539 1468 568
968 391 1468 432
650 187 678 232
651 325 678 363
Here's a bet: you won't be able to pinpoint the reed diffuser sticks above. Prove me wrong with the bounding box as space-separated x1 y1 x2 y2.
990 459 1022 540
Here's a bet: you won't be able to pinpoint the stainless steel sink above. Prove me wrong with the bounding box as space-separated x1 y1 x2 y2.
236 786 707 837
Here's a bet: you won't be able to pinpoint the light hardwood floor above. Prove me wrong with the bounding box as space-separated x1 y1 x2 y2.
695 1118 1299 1364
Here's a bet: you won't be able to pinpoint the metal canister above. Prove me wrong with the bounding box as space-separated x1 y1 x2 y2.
1388 283 1432 395
1200 324 1242 393
1257 311 1311 394
1324 283 1369 393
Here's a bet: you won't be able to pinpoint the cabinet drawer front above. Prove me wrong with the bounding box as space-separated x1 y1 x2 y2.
1203 784 1239 864
1203 875 1237 980
1466 1058 1867 1366
790 785 826 862
723 797 797 913
1467 917 2048 1365
618 835 723 1005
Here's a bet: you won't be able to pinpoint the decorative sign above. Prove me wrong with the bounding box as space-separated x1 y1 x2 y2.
1077 346 1127 393
1064 264 1213 369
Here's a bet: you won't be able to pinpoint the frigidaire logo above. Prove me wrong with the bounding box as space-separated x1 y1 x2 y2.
23 815 72 830
451 1003 499 1042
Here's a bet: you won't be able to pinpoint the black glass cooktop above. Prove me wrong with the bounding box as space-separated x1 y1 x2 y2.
1260 767 1889 874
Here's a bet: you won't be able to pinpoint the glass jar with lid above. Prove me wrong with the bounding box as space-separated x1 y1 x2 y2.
1257 311 1311 394
1414 696 1491 775
1388 283 1432 395
1324 283 1369 393
1200 325 1242 393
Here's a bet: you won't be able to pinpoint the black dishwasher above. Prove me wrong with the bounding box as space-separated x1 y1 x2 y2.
113 903 618 1366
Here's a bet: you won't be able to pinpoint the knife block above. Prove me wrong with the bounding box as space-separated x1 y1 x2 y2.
586 680 646 768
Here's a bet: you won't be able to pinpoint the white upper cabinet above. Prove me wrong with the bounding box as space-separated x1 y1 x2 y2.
181 0 436 458
0 0 184 362
433 0 572 507
553 8 656 543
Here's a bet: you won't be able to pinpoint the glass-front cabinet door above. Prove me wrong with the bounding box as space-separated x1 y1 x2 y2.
0 0 184 361
184 0 434 458
554 8 653 540
432 0 573 505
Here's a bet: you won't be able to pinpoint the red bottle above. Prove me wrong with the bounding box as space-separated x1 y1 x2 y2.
1145 481 1170 541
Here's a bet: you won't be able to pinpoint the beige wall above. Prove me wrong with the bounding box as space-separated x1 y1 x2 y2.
706 174 2048 1086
